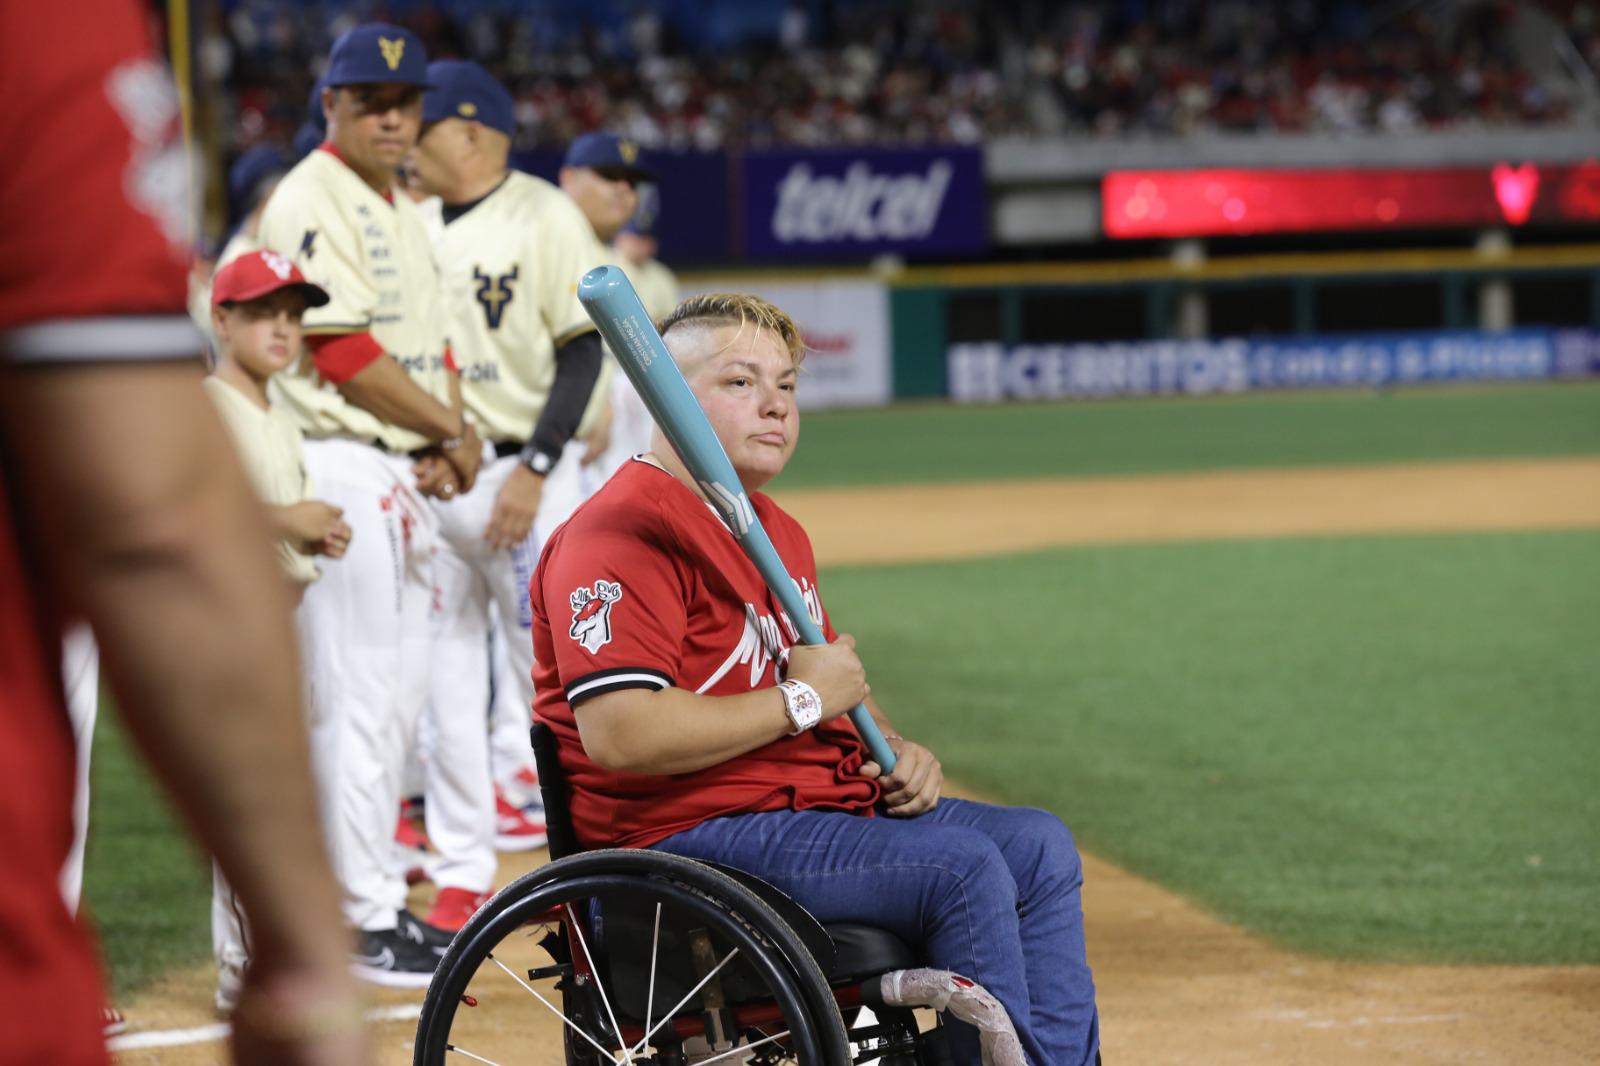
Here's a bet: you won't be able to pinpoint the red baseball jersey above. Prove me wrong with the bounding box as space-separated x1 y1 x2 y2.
0 3 193 1061
531 459 880 848
0 1 192 338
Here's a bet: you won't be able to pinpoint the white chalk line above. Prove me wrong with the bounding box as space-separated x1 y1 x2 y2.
107 1002 421 1051
1304 1013 1468 1030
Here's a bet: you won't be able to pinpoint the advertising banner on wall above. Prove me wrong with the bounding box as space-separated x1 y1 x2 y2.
741 148 987 260
681 276 892 409
947 328 1600 403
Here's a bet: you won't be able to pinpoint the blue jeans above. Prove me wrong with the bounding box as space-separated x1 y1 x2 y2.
652 799 1099 1066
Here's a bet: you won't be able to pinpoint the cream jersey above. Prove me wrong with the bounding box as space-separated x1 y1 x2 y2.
429 171 610 444
187 229 259 356
619 254 680 324
202 376 320 585
256 148 451 453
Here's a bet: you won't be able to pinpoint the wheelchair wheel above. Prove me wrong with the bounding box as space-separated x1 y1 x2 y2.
414 850 853 1065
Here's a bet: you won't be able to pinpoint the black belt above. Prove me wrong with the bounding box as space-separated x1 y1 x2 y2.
493 440 523 460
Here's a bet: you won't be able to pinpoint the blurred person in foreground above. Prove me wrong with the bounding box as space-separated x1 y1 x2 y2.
531 294 1100 1066
0 2 367 1063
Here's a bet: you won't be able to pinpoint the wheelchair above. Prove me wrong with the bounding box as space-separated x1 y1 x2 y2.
412 723 956 1065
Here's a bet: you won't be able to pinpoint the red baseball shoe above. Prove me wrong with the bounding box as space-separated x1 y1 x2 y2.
495 790 549 851
424 886 491 933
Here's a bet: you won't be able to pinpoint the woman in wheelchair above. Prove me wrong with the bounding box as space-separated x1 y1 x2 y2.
416 293 1100 1066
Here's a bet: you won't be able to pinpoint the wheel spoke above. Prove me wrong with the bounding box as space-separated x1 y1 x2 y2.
690 1029 793 1065
628 945 740 1057
484 950 618 1061
446 1045 507 1066
644 902 662 1046
564 902 636 1064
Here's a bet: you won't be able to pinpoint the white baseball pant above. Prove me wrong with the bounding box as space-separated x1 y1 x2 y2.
426 445 593 887
300 438 436 932
59 623 98 914
483 444 602 786
212 599 320 1011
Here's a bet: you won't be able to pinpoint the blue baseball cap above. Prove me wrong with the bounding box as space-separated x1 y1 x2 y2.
423 61 515 135
323 23 431 88
227 144 290 222
562 132 654 182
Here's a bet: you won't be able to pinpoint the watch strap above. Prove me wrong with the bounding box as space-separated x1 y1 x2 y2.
518 443 557 476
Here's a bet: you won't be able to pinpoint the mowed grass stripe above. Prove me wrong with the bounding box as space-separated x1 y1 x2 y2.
819 528 1600 964
782 382 1600 487
84 704 211 996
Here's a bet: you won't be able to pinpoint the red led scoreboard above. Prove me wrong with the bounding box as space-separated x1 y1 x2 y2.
1102 162 1600 239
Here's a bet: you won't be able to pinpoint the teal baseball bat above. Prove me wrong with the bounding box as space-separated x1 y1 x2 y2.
577 265 896 773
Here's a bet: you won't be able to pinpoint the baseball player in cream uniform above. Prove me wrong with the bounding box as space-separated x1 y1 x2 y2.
408 61 612 930
599 185 680 480
256 23 480 985
472 130 668 784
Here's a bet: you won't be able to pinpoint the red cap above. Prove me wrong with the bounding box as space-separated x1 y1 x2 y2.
211 250 330 311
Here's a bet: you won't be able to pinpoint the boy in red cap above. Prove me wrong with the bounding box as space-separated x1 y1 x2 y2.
204 249 352 1012
207 250 352 595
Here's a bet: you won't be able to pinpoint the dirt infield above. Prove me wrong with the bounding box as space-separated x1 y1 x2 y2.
113 456 1600 1064
775 456 1600 567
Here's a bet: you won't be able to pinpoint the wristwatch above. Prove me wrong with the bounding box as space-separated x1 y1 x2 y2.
518 443 556 477
778 679 823 734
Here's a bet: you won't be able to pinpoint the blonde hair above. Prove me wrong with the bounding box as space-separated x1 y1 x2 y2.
658 293 807 367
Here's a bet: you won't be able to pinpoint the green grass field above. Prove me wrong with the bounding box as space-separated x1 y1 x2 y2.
85 707 211 995
782 380 1600 486
819 529 1600 964
83 383 1600 994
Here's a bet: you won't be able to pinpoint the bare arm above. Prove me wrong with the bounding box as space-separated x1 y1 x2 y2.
268 500 350 557
576 636 868 775
0 360 363 1059
438 370 481 489
336 354 460 440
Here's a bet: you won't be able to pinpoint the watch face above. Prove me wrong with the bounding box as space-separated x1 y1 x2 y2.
784 681 821 732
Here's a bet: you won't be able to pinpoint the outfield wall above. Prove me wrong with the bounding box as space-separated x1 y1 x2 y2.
681 250 1600 409
945 328 1600 403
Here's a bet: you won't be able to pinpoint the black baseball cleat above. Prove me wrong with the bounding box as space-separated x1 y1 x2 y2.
396 907 455 957
350 924 439 988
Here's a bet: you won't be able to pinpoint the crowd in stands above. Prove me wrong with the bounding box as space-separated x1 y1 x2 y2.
215 0 1598 155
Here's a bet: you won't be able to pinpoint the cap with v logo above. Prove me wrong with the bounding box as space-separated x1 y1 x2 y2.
323 23 432 88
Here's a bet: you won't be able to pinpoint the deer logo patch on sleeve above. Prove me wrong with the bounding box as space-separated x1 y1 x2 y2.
569 580 623 654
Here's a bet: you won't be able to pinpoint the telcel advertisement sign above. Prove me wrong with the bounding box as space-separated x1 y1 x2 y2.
743 147 987 259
